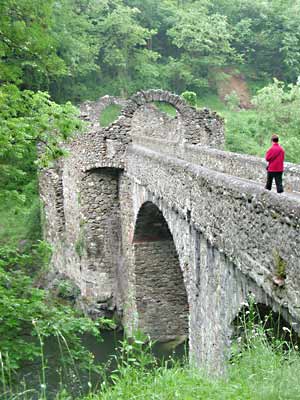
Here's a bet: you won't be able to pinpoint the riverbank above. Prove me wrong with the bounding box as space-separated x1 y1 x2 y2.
85 334 300 400
3 319 299 400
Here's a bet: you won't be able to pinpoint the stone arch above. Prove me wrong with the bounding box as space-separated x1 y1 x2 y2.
128 90 189 114
132 201 189 341
80 95 128 126
131 185 193 291
125 90 224 147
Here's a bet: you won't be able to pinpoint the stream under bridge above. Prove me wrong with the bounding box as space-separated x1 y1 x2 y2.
40 90 300 372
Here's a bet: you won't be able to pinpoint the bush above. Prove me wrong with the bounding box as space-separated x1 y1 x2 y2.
0 243 105 379
181 91 197 107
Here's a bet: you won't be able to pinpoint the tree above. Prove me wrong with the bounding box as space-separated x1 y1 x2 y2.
0 0 66 90
252 79 300 162
0 84 81 206
96 2 160 96
167 1 240 91
211 0 300 82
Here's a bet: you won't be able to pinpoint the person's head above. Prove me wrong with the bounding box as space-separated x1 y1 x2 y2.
271 134 279 143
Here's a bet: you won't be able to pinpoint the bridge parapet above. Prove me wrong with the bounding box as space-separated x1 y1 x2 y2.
131 134 300 193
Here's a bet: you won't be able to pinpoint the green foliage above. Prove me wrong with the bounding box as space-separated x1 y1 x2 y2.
94 2 160 97
84 301 300 400
272 250 287 279
224 90 240 111
0 243 105 378
153 101 177 117
0 240 52 273
3 0 300 102
251 79 300 163
0 0 66 88
75 237 85 258
0 84 81 206
2 0 300 101
196 92 227 111
181 91 197 107
225 79 300 163
167 2 240 92
211 0 300 82
0 195 41 246
56 279 81 301
225 109 264 157
109 332 157 385
99 105 123 127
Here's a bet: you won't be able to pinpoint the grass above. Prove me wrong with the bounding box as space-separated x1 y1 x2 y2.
0 197 41 246
196 92 227 113
153 101 177 117
83 339 300 400
99 104 122 127
4 334 300 400
83 302 300 400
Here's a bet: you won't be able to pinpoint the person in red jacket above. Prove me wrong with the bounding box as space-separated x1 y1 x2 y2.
265 134 285 193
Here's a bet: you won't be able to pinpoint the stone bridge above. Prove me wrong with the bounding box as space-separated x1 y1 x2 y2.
40 90 300 372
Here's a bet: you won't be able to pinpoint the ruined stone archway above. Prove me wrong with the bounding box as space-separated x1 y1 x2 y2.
132 201 189 341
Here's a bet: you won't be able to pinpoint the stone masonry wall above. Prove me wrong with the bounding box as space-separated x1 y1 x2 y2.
131 135 300 193
134 240 188 341
127 145 300 327
130 104 183 142
130 179 299 373
40 89 225 309
78 168 121 313
189 230 283 372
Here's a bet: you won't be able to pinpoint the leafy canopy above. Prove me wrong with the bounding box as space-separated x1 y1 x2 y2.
0 84 81 205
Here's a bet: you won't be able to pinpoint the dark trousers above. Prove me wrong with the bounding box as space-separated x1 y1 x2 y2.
265 171 284 193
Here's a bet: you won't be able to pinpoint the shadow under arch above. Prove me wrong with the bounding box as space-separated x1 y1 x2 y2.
132 201 189 342
232 300 300 349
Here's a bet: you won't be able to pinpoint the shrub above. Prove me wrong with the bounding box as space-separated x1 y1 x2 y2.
181 91 197 107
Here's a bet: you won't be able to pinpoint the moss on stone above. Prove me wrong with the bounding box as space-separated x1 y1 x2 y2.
273 249 287 278
75 231 85 258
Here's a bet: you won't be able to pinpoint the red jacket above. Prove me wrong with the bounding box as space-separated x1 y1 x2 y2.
265 143 285 172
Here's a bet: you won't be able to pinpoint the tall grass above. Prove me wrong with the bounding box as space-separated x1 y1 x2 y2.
86 302 300 400
85 346 300 400
3 302 300 399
